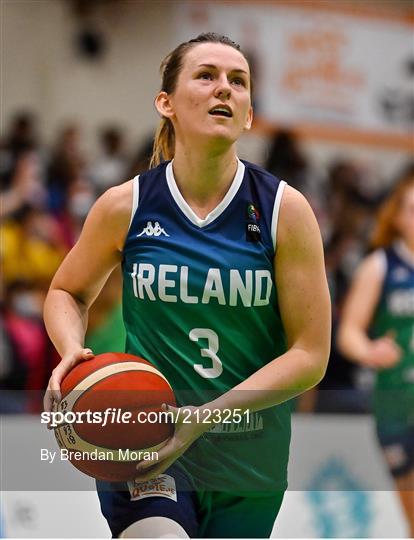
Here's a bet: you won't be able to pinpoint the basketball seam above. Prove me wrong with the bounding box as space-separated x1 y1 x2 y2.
64 370 171 413
59 362 173 412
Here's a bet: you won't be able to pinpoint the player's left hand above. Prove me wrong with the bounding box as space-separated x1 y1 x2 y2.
134 403 209 482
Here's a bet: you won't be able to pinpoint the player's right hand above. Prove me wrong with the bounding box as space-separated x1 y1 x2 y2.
43 348 94 416
362 336 402 370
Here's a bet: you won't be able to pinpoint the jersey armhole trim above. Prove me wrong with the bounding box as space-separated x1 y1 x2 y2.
271 180 287 253
373 249 387 282
128 175 140 231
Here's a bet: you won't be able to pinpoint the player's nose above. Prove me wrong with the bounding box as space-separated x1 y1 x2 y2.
214 74 231 100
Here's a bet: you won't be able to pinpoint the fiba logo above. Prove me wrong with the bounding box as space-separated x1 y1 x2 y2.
246 203 261 242
247 204 260 221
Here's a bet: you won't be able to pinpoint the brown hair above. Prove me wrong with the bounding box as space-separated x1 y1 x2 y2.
371 172 414 249
150 33 249 168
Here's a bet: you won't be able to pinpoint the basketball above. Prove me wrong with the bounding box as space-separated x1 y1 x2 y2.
53 352 176 482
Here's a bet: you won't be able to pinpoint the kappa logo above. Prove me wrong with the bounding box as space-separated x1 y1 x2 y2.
137 221 170 237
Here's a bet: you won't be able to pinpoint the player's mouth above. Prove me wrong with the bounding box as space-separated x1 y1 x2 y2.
208 105 233 118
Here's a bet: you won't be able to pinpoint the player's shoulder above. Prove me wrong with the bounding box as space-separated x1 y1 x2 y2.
95 163 168 228
277 183 318 243
87 180 135 250
363 249 387 269
97 179 134 218
356 249 387 282
75 179 135 252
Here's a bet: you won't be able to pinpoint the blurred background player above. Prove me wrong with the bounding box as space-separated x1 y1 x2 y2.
338 171 414 536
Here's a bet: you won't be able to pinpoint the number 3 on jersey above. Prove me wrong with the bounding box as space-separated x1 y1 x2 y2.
189 328 223 378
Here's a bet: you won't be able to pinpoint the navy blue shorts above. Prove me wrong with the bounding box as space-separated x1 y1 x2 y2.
96 465 199 538
96 464 285 538
377 425 414 477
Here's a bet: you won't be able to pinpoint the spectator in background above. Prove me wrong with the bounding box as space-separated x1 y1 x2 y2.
315 161 378 412
325 161 377 309
89 125 129 195
1 147 66 289
1 117 60 412
263 130 329 235
55 174 96 248
337 172 414 536
0 269 18 412
1 279 59 412
0 150 46 220
0 111 42 189
1 204 66 288
47 124 86 212
264 130 308 192
126 135 154 178
46 124 96 246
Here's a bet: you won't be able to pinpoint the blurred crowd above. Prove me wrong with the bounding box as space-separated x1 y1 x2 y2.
0 110 411 413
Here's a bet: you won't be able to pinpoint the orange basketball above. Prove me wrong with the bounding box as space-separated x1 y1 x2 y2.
53 352 176 482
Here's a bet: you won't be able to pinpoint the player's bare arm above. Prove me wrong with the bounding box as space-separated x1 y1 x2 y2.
207 185 331 412
43 181 132 410
337 252 402 369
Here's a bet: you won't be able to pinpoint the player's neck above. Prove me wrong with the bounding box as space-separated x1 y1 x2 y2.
172 144 238 217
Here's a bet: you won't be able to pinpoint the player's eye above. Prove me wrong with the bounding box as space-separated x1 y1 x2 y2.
231 77 246 87
198 72 213 80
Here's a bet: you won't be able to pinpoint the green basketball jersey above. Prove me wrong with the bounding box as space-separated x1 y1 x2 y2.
122 160 291 493
371 244 414 432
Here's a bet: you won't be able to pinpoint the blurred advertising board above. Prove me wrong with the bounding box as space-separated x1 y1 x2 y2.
174 1 413 145
272 414 409 537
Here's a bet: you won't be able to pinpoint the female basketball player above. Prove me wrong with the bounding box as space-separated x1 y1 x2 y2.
338 174 414 537
43 33 331 538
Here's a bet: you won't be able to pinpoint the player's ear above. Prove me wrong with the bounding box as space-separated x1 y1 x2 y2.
244 106 253 131
155 92 175 120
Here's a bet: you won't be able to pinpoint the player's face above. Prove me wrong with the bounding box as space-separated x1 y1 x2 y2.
395 186 414 245
159 43 253 146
